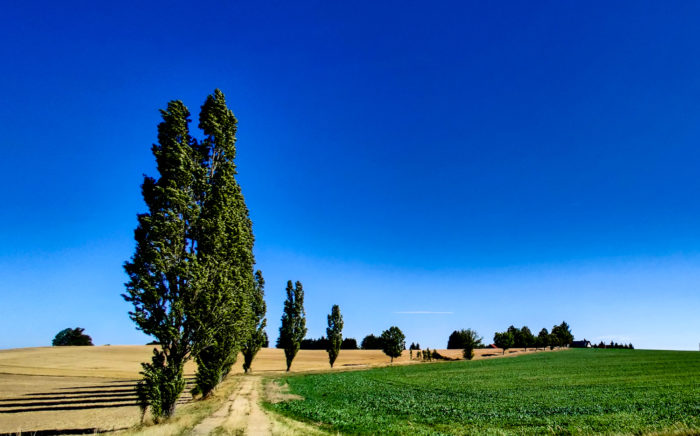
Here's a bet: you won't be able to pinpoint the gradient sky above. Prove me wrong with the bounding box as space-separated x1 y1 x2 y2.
1 1 699 350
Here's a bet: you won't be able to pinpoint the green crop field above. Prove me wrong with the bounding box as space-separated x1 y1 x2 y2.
267 349 700 435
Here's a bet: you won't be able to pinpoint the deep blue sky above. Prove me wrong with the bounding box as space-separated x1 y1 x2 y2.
1 1 699 350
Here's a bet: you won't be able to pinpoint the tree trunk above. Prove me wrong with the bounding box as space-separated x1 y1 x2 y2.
164 402 177 420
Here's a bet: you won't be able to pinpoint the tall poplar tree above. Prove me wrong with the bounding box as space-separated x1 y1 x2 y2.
192 90 255 397
326 304 343 368
242 270 268 373
124 90 262 417
279 280 307 371
123 101 202 420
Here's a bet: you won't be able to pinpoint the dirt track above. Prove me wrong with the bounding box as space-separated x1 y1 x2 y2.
191 376 329 435
191 377 269 435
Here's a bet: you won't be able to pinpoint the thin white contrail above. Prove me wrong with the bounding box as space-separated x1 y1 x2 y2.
394 311 453 314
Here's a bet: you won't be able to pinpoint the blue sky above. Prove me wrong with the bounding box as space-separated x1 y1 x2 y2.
1 1 699 350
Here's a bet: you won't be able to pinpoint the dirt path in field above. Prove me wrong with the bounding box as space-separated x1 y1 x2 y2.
191 376 270 435
191 376 324 435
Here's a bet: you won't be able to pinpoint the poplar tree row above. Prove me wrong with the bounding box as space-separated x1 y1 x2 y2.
123 90 267 421
277 280 346 370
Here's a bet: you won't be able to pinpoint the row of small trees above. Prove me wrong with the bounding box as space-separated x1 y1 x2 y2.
274 281 349 370
296 337 359 350
594 341 634 349
274 284 409 367
275 282 350 370
493 322 574 354
442 322 574 360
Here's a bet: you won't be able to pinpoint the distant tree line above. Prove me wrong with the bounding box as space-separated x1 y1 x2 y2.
594 341 634 349
290 337 358 350
360 330 407 355
493 322 574 355
361 334 385 350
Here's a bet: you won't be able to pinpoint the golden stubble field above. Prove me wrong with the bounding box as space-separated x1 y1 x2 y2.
0 346 543 434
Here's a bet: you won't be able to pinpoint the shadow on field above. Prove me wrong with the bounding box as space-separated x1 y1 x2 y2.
0 377 195 415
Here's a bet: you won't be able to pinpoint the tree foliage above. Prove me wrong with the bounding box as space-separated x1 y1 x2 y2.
123 91 262 418
551 321 574 347
493 331 514 355
297 337 357 350
519 326 535 351
361 334 384 350
548 333 561 349
326 305 343 368
279 280 307 371
457 329 483 360
491 322 574 354
52 328 93 346
242 270 267 373
536 328 550 349
380 326 406 363
341 338 359 349
192 90 257 397
298 337 328 349
447 329 483 351
506 325 521 345
123 100 202 420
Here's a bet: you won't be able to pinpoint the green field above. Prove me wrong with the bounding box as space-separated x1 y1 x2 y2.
267 350 700 435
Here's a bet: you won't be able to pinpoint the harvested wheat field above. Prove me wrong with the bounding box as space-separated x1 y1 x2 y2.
0 345 546 434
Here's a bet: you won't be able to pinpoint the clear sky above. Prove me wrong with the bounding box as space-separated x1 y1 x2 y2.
1 1 699 350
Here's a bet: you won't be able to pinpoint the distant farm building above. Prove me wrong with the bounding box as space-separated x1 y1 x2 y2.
571 339 592 348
